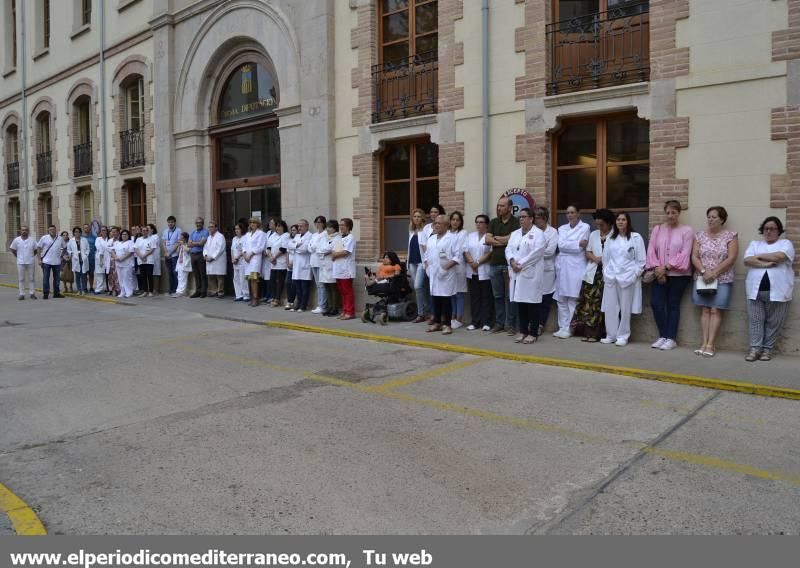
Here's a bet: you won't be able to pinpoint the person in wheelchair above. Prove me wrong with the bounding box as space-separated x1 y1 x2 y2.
365 251 403 295
362 251 415 324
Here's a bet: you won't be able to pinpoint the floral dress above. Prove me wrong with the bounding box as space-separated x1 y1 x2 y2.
572 232 608 339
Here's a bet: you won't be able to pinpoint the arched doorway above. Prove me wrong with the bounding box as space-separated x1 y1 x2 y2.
211 56 282 238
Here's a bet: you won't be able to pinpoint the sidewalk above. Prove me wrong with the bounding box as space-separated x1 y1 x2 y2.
2 275 799 397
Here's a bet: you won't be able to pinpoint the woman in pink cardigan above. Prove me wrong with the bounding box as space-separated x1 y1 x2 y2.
645 200 695 350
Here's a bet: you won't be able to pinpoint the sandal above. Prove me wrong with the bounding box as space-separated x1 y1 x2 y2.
701 347 716 358
694 345 706 356
514 334 525 343
523 335 537 344
744 348 761 362
759 350 772 361
426 325 442 333
584 337 599 343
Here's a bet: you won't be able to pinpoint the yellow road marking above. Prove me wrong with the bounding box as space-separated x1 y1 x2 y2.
265 321 800 401
0 282 120 305
0 482 46 535
174 340 800 488
375 357 487 392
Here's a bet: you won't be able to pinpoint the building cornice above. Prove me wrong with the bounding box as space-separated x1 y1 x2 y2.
149 0 228 30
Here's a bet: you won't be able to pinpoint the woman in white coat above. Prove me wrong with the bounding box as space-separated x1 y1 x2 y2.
261 219 277 303
203 221 227 298
231 222 247 302
308 216 328 314
318 219 341 317
243 218 266 306
269 220 291 306
93 226 109 294
601 212 646 346
554 205 591 338
147 224 161 293
67 226 91 295
424 214 462 335
175 232 193 297
506 208 547 344
134 225 157 296
112 230 136 298
448 211 469 328
533 207 558 335
464 214 493 331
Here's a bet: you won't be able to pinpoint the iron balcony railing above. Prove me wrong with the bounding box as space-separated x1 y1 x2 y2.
547 2 649 96
372 51 438 124
6 161 19 190
73 142 93 177
121 128 145 169
36 151 52 184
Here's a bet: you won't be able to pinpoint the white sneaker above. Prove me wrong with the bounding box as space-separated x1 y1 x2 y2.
466 324 477 331
288 308 296 312
659 339 677 350
554 330 572 339
296 309 304 313
311 307 324 314
482 325 492 332
615 338 628 346
651 338 667 349
600 337 616 344
451 320 463 329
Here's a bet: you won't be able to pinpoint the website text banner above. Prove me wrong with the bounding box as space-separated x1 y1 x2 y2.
1 537 796 568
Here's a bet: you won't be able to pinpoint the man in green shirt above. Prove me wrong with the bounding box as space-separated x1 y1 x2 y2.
485 197 520 333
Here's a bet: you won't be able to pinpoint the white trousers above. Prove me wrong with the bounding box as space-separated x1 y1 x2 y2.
117 266 135 298
176 269 190 295
233 266 248 299
94 271 107 293
603 281 635 342
17 264 35 294
557 297 578 332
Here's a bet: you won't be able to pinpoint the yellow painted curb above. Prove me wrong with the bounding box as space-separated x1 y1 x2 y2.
0 482 46 535
0 282 121 305
265 321 800 401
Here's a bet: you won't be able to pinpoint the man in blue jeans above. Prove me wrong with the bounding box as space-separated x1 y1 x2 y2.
485 197 520 334
36 225 66 299
162 215 183 296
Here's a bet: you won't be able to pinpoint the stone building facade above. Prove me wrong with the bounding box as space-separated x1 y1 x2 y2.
1 0 798 353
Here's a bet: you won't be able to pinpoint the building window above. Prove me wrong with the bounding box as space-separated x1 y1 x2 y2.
373 0 438 123
5 124 20 190
8 199 21 240
127 181 146 227
125 78 144 130
42 0 50 49
381 140 439 253
74 99 92 177
120 77 145 168
78 187 93 224
36 112 53 184
547 0 649 95
81 0 91 25
9 0 17 68
216 63 278 125
554 114 649 225
38 193 53 234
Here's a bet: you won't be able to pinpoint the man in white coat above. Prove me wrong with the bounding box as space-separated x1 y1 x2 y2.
9 225 37 300
425 215 462 335
289 219 313 312
534 207 559 334
36 224 66 299
203 221 227 298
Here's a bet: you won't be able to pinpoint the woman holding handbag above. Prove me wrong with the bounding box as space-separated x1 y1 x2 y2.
691 206 738 357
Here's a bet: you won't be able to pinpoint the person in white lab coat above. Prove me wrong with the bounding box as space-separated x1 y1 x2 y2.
243 218 266 306
67 226 91 295
147 224 162 293
105 227 120 296
93 226 109 294
289 219 313 312
268 220 291 307
134 225 157 296
601 212 646 346
36 225 65 299
318 219 341 317
9 224 37 299
554 205 591 338
113 230 136 298
742 216 795 362
230 223 248 302
533 207 558 335
448 211 469 329
424 214 462 335
261 219 277 303
174 232 193 297
464 215 493 331
572 209 615 342
332 218 357 319
203 221 227 298
506 208 547 344
308 216 329 314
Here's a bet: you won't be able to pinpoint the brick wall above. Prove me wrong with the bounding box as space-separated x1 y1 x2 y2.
438 142 465 214
350 2 377 129
514 0 548 102
773 0 800 62
515 133 550 209
352 153 378 262
648 117 690 226
649 0 690 80
438 0 464 113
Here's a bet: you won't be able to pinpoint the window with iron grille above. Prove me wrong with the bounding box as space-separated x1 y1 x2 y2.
81 0 91 25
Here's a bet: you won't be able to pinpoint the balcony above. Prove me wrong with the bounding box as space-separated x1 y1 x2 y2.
372 51 438 124
547 2 649 96
7 161 19 190
36 151 52 184
121 128 145 169
73 142 93 177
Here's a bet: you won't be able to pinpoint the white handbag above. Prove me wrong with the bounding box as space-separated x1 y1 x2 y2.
695 277 718 295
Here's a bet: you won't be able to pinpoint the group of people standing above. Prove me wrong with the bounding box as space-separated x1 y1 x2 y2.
8 199 795 360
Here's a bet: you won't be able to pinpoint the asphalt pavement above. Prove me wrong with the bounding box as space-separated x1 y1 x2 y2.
0 285 798 534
